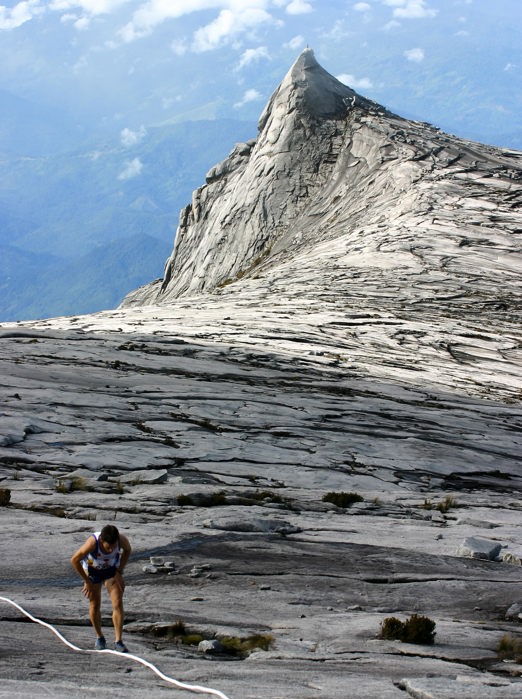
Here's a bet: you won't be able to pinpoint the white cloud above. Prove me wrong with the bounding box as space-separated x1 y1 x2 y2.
337 73 373 90
120 126 147 147
383 0 437 19
237 46 270 69
0 0 42 30
284 34 305 51
234 88 262 108
50 0 130 13
192 8 272 52
383 19 401 30
353 2 371 11
118 1 275 44
170 38 188 55
504 63 516 72
118 157 143 180
404 47 424 62
286 0 313 14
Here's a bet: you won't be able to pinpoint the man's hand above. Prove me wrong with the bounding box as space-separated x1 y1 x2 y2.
82 580 95 599
114 570 126 594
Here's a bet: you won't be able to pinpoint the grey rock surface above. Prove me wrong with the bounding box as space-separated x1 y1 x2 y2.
457 537 503 561
0 50 522 699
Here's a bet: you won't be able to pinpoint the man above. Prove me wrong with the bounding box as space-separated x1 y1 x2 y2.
71 524 132 652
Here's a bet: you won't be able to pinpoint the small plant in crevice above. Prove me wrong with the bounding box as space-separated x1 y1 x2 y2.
55 476 92 494
380 614 436 645
498 633 522 663
322 491 363 508
423 495 457 513
177 491 227 507
437 495 457 513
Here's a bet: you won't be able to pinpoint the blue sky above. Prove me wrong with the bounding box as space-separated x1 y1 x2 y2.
0 0 521 147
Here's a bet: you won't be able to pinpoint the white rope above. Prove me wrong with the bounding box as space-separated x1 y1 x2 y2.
0 595 232 699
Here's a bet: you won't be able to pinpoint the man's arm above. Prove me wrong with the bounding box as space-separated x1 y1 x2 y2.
71 536 96 581
117 534 132 574
71 536 97 598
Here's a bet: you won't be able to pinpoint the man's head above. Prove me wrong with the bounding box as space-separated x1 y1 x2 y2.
100 524 119 546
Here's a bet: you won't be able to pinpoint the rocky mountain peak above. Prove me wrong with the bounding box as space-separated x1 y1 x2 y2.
122 50 521 310
258 47 367 127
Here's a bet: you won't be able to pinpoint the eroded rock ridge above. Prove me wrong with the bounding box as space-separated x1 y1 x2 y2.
122 48 522 317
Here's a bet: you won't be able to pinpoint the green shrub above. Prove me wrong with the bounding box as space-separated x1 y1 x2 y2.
177 494 194 506
498 634 522 663
0 487 11 506
380 614 436 645
322 491 363 508
380 616 405 641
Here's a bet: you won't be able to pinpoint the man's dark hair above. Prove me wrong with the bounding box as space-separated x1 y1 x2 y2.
100 524 120 545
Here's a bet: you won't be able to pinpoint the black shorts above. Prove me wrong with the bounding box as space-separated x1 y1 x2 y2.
87 566 117 584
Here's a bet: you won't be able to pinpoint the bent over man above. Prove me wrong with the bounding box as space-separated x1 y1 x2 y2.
71 524 132 652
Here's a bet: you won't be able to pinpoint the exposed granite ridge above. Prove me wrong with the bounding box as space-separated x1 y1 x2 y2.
121 49 521 310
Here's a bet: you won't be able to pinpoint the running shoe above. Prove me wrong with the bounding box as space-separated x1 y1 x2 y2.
94 636 106 650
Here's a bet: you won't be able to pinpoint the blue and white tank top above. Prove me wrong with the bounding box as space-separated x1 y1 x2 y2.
82 531 121 572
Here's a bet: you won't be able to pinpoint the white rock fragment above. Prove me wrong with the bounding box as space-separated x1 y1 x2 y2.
457 537 502 561
505 603 521 619
142 564 158 574
198 639 222 654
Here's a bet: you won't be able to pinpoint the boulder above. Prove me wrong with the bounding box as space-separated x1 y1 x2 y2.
457 537 502 561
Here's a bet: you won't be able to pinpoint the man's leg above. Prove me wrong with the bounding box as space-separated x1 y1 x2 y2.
88 583 103 638
106 577 124 643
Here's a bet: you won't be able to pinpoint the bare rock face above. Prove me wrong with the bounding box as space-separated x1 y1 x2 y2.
1 50 522 699
122 48 521 314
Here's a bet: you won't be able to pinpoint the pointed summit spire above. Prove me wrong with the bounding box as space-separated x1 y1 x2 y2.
259 48 372 129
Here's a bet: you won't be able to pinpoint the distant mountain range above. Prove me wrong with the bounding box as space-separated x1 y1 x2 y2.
0 118 256 321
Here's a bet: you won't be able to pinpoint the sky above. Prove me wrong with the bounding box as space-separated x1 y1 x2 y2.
0 0 521 149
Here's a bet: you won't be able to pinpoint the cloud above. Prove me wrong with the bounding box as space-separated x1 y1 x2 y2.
383 0 437 19
0 0 42 30
237 46 271 70
383 19 401 30
353 2 371 11
118 157 143 180
337 73 373 90
49 0 130 14
170 38 188 55
284 34 305 51
120 126 147 146
118 1 275 44
192 8 273 52
234 88 262 108
286 0 313 14
404 47 424 62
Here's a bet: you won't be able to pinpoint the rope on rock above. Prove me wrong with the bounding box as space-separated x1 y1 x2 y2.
0 595 232 699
